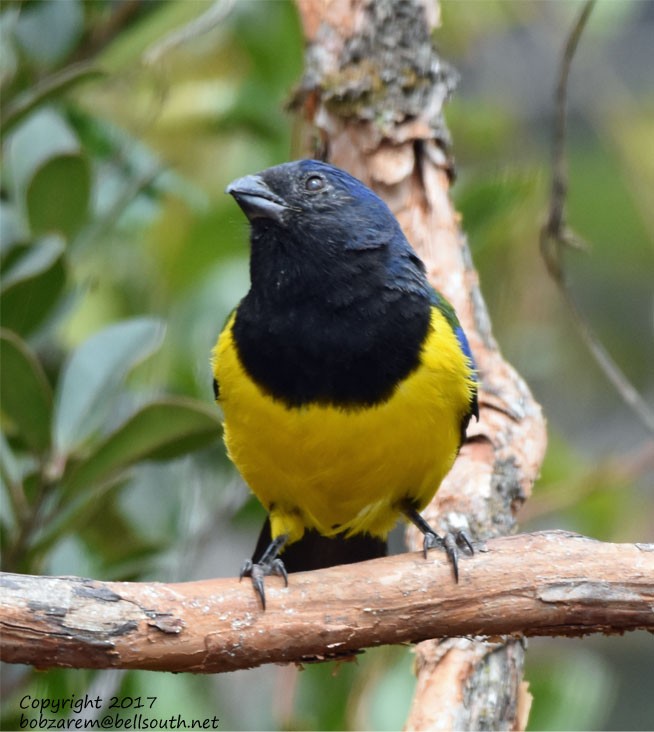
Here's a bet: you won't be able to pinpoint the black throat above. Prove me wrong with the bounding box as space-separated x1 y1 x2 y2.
231 227 431 409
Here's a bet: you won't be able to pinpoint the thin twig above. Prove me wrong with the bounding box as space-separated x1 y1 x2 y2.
540 0 654 434
143 0 237 66
545 0 596 246
71 0 146 64
0 62 103 136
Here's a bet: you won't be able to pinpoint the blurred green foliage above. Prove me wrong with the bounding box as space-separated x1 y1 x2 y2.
1 1 652 730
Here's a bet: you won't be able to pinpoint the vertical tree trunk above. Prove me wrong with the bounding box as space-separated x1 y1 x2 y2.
292 1 547 728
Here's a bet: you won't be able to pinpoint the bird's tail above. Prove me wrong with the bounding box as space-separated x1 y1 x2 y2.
252 516 387 573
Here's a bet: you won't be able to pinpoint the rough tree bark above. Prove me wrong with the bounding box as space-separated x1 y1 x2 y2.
2 532 653 673
292 0 547 729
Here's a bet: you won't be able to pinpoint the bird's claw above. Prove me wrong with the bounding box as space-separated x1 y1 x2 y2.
422 528 474 583
240 556 288 610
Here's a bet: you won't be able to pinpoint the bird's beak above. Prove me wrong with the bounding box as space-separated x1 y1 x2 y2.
226 174 288 224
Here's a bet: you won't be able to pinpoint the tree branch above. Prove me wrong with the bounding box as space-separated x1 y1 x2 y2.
1 532 652 673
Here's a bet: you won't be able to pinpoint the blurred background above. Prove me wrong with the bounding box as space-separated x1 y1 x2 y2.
1 1 652 729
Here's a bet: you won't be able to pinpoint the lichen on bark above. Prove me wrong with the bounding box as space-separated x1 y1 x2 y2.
296 0 458 147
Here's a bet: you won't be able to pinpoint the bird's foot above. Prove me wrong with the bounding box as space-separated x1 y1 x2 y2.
240 534 288 609
403 505 474 582
420 528 474 582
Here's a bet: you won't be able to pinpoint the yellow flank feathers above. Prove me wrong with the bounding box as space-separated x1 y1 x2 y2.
212 307 476 548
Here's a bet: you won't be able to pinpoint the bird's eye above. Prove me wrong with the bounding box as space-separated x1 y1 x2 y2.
305 175 325 192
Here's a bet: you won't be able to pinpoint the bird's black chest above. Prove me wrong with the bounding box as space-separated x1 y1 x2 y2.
232 293 431 409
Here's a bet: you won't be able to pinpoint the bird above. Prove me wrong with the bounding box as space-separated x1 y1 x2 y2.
211 159 478 608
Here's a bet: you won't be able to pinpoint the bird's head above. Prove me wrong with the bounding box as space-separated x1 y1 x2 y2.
226 159 403 251
226 160 429 303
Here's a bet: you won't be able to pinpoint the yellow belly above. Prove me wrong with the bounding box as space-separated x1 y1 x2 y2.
212 308 475 545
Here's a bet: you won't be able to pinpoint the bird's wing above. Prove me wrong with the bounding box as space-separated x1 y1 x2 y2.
430 287 479 428
212 308 239 403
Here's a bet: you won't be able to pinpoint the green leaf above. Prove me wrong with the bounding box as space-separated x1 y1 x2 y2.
7 108 80 189
53 317 166 455
60 397 221 496
0 10 19 90
26 153 91 239
6 107 90 239
0 429 21 489
0 201 28 258
0 236 66 336
12 0 84 70
0 329 53 454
